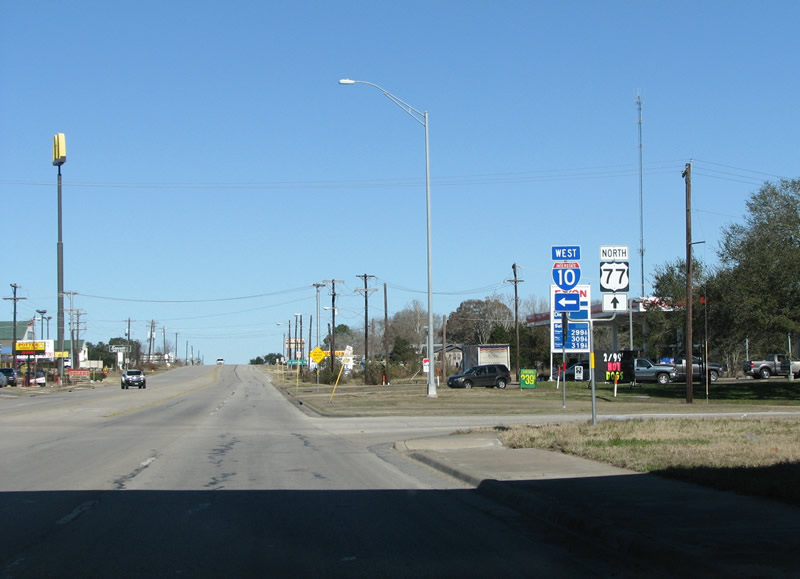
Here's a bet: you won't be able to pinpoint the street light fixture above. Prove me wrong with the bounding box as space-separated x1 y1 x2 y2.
339 78 436 397
36 310 47 341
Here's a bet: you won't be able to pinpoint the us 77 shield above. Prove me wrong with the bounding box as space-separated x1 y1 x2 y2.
599 261 629 292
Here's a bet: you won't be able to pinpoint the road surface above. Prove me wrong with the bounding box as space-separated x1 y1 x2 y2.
1 365 630 577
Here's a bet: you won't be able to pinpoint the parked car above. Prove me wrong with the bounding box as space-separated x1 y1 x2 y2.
121 369 147 389
672 357 724 382
634 358 675 385
448 364 511 389
563 360 590 381
0 367 17 386
743 354 800 379
0 373 6 387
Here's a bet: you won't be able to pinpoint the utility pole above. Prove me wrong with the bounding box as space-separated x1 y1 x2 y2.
355 274 376 384
62 291 77 369
441 314 447 380
126 318 132 368
683 161 694 404
294 313 299 369
384 283 390 385
74 308 85 369
4 284 25 367
148 320 157 364
506 264 524 381
287 319 293 362
313 283 325 385
313 283 325 349
323 280 344 377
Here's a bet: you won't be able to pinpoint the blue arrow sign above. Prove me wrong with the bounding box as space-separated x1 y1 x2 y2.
554 293 580 312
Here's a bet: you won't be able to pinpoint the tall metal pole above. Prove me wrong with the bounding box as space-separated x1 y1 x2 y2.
53 134 66 384
339 79 435 397
683 162 694 404
637 95 645 297
57 165 65 381
423 111 435 397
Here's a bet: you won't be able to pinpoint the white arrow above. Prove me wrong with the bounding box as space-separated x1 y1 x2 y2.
557 295 579 308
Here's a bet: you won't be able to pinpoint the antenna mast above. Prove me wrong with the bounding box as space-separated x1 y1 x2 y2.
637 94 645 297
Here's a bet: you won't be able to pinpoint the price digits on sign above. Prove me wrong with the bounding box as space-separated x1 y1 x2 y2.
602 351 625 382
569 327 589 350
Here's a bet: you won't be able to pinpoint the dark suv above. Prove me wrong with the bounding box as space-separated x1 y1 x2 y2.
121 369 146 389
448 364 511 389
0 368 17 386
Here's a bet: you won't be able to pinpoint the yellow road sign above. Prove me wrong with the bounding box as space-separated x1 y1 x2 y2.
310 347 327 364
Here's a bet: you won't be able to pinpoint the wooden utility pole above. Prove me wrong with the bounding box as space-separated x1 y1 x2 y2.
355 274 376 384
683 161 693 404
4 284 25 366
384 283 390 385
441 314 447 380
323 280 344 377
507 264 524 381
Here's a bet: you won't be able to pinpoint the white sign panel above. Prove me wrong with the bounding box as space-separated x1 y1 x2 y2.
602 293 628 312
600 245 629 261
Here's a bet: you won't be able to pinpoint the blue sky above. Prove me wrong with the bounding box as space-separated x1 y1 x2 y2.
2 1 798 364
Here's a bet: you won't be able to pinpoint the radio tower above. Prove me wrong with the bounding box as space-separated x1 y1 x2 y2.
636 94 645 297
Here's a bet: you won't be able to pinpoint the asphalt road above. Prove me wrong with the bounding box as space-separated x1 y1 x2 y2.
0 365 634 578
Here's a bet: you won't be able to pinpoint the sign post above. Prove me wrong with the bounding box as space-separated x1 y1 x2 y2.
551 246 583 409
599 245 629 313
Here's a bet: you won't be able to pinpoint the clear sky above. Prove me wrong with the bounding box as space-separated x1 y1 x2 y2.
2 1 798 364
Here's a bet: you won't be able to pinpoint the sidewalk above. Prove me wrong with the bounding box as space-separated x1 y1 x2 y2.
397 433 799 577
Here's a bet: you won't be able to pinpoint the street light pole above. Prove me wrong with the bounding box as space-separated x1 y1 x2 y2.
339 79 436 397
36 310 47 342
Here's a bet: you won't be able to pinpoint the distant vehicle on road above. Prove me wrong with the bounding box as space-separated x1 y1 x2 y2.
121 369 146 389
448 364 511 389
216 358 225 365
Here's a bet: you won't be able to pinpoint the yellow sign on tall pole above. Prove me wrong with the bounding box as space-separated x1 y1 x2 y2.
52 133 66 166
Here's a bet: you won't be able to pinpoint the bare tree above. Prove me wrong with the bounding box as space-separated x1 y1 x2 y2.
448 298 513 345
